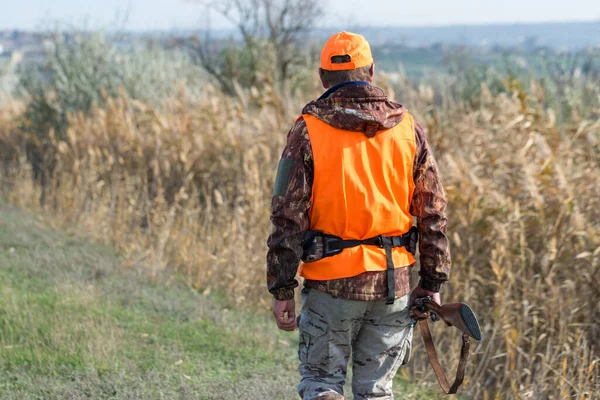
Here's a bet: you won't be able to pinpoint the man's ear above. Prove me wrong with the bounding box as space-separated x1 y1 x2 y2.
319 68 330 89
368 63 375 83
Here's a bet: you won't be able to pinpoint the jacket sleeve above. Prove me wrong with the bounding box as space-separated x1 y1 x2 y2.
266 118 314 301
410 121 452 292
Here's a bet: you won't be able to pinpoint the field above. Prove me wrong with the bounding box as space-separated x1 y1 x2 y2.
0 32 599 399
0 204 440 399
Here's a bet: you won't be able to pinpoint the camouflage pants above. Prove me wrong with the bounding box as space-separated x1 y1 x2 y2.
297 287 413 400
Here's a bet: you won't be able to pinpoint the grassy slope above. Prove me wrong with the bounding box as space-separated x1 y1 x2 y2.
0 205 441 399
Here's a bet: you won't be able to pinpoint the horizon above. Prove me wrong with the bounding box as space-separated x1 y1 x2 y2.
2 19 599 34
3 0 600 32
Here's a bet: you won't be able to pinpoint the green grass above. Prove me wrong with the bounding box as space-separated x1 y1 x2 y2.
0 204 442 399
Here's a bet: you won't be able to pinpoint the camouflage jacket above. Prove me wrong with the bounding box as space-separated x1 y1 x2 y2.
266 83 451 301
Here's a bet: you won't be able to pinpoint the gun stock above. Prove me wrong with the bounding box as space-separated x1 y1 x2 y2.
423 301 482 341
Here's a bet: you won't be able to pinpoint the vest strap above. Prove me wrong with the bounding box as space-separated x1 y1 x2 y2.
301 227 418 304
380 236 396 305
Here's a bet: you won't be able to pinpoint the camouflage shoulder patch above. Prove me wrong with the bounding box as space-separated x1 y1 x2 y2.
273 158 293 197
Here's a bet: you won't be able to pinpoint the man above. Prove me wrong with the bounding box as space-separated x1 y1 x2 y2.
266 32 451 400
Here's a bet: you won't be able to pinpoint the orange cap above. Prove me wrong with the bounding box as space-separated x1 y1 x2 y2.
320 31 373 71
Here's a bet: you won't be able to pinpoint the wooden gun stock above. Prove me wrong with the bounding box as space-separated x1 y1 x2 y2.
423 301 482 341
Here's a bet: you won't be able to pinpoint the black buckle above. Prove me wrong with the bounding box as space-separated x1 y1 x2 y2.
323 235 343 257
378 235 392 248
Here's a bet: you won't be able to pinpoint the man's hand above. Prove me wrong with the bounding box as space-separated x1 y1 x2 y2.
273 299 297 331
409 285 441 320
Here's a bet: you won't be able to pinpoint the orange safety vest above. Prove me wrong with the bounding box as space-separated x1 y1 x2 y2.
299 113 417 281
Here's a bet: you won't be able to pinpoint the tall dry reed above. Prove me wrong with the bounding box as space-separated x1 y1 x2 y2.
0 78 598 398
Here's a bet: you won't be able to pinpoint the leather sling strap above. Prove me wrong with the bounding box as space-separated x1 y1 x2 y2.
418 319 471 394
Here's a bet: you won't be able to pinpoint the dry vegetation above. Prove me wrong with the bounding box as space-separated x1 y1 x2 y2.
1 65 599 398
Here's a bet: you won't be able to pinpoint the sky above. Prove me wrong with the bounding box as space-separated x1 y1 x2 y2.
2 0 600 31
